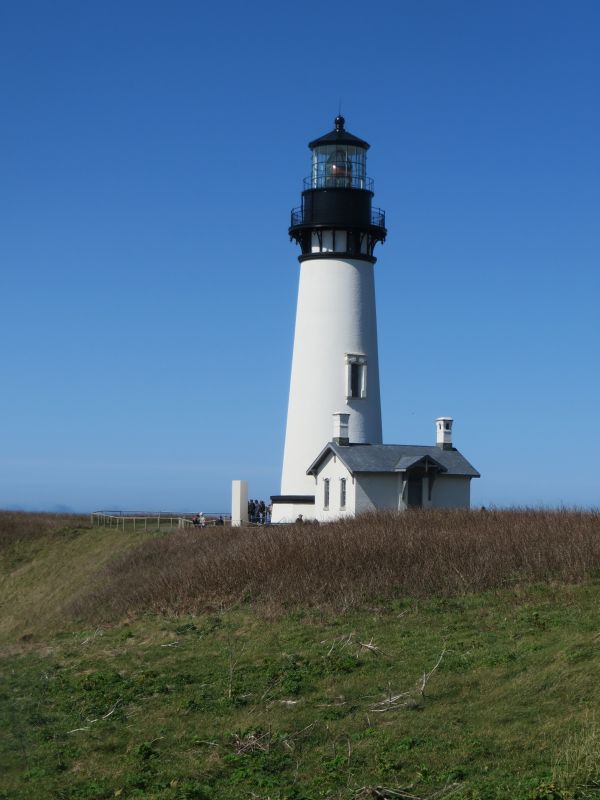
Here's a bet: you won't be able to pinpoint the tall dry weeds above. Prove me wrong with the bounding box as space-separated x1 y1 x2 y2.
70 509 600 620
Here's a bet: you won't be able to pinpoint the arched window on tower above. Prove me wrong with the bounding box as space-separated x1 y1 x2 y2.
345 354 367 398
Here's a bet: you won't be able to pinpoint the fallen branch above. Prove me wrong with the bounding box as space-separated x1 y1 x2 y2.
81 627 103 646
370 647 447 712
67 699 122 733
418 646 447 698
370 689 414 713
232 729 272 755
353 781 461 800
354 787 421 799
316 698 347 708
101 699 122 719
359 638 385 656
281 722 316 751
327 631 355 656
426 781 462 799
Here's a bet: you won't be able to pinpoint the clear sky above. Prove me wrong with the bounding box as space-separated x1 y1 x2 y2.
1 0 598 512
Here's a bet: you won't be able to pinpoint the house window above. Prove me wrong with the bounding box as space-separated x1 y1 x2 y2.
345 354 367 398
340 478 346 508
323 478 330 509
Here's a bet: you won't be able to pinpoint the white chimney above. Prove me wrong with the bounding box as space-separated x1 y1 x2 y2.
435 416 454 450
333 412 350 446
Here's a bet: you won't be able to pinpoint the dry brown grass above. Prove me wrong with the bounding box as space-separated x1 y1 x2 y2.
0 510 89 547
70 508 600 620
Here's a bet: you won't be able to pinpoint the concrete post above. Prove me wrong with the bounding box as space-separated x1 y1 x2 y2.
231 480 248 527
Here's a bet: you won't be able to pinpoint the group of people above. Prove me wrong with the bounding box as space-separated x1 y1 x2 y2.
248 499 271 525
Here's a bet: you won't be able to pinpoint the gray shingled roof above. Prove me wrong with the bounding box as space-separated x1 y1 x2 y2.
307 443 480 478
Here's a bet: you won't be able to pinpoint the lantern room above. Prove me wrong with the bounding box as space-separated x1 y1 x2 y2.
289 115 386 261
308 115 370 190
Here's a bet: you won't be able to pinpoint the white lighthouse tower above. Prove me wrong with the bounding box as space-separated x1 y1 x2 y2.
271 116 387 522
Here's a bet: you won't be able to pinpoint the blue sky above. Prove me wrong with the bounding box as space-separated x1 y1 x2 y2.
1 0 598 512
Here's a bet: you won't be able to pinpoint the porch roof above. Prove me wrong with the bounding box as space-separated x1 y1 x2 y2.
395 454 447 473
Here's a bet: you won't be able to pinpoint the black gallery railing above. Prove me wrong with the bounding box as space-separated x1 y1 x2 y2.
303 175 375 191
290 207 386 229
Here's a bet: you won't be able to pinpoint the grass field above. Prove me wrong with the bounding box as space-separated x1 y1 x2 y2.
1 511 600 800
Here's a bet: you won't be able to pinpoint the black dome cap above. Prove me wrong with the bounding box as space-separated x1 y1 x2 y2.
308 116 370 150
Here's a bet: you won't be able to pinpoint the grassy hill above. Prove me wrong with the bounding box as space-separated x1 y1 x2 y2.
1 510 600 800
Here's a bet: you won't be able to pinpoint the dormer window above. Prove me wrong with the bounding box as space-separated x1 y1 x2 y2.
345 354 367 398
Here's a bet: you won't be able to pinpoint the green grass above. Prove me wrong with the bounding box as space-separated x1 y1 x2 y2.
2 517 600 799
3 584 600 798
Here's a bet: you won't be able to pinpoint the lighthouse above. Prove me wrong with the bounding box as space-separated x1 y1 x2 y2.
257 116 480 523
271 116 387 522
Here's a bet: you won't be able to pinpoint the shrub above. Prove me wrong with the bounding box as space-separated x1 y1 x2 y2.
70 508 600 619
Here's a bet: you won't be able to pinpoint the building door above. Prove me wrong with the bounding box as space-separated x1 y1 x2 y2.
406 478 423 508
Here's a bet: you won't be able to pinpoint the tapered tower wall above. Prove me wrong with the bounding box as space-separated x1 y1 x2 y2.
280 256 382 496
271 116 386 522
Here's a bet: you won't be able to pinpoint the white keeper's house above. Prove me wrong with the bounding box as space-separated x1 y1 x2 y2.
270 116 479 523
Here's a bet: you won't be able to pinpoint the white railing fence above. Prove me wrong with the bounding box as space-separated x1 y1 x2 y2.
90 511 231 531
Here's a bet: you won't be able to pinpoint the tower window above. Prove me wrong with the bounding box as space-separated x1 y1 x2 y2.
350 364 360 397
323 478 330 509
345 354 367 398
340 478 347 508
